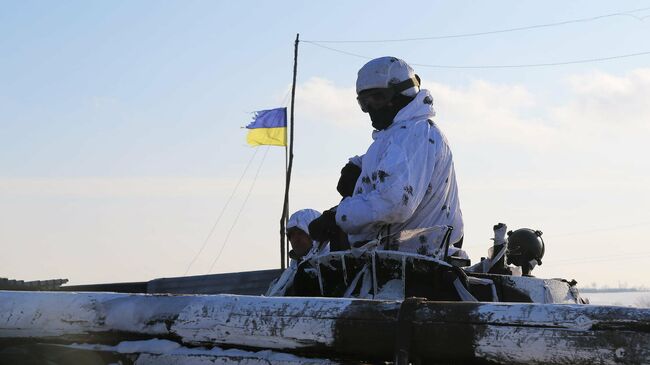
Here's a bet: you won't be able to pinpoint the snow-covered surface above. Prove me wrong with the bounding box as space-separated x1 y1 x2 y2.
0 291 352 350
134 354 339 365
499 276 578 304
0 290 200 337
470 302 649 364
375 278 404 300
173 295 349 349
474 303 594 330
0 291 124 337
2 290 649 364
71 339 181 353
474 327 625 365
67 339 339 364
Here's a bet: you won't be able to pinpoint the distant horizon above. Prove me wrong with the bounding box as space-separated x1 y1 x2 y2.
579 286 650 293
3 271 650 293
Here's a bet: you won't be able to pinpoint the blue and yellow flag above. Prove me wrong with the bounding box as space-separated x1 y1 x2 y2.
245 107 287 147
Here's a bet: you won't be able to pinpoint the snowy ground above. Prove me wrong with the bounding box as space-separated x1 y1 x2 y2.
68 340 339 365
581 290 650 307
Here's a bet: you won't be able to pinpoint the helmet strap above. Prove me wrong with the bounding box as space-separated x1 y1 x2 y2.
389 75 420 95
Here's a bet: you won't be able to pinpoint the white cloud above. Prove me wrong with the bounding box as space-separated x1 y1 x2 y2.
293 69 650 160
426 80 560 150
295 77 366 130
568 71 636 96
554 68 650 131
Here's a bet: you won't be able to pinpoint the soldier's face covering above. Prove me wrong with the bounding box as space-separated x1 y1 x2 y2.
368 104 399 130
365 94 415 131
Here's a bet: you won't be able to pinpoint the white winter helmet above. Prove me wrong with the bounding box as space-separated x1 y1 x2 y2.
287 209 321 236
356 56 420 97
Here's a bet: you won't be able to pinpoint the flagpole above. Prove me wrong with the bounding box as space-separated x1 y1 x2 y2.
280 33 299 270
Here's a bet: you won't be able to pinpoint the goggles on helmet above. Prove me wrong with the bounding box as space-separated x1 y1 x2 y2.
356 76 420 112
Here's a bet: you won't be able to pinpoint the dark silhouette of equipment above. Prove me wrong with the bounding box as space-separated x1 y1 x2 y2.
506 228 545 276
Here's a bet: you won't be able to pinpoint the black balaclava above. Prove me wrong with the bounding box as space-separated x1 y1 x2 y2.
368 93 415 130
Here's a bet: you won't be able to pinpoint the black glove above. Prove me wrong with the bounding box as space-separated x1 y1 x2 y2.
337 162 362 197
308 209 339 243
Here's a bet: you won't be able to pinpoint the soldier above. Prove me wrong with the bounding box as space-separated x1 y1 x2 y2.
310 57 464 256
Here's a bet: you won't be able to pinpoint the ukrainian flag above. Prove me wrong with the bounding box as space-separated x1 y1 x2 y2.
245 107 287 147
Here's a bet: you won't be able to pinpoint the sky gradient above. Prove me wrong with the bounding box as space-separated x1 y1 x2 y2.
1 0 650 287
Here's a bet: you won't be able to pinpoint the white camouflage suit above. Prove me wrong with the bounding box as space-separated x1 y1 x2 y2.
335 89 464 256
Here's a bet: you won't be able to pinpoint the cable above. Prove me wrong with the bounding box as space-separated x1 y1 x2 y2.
410 50 650 69
303 6 650 43
207 145 271 273
183 148 259 276
304 41 650 69
280 88 292 107
303 41 371 60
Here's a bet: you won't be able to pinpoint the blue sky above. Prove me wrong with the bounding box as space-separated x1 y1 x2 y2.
2 1 650 287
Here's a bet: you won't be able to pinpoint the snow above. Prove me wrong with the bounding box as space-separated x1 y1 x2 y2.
0 291 354 352
375 279 405 300
116 338 182 353
583 291 650 307
66 339 338 364
474 326 622 365
0 290 120 337
173 295 350 349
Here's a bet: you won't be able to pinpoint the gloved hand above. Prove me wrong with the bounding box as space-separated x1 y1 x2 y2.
492 223 507 246
337 162 362 198
308 208 339 243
